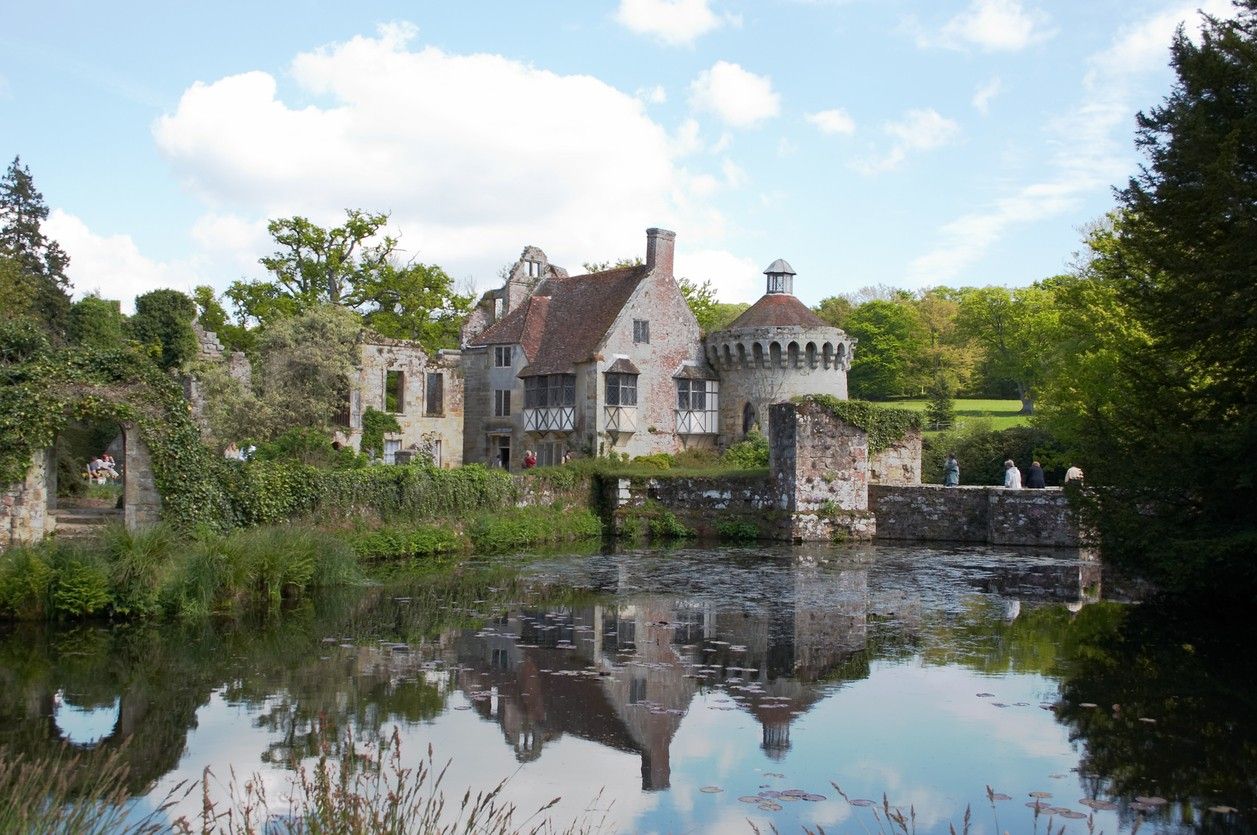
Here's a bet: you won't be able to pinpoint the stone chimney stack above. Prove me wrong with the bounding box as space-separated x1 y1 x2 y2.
645 227 675 277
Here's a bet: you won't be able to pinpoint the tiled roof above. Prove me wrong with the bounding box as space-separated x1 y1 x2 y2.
725 293 829 329
605 357 641 375
470 265 650 373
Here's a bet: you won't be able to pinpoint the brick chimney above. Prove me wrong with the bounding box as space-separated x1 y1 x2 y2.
645 227 675 277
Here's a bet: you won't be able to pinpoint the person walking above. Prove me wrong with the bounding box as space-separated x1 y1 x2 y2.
1026 460 1046 489
943 453 960 487
1003 459 1022 489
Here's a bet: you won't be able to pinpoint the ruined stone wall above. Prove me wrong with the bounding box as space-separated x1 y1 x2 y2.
868 430 922 485
461 347 491 465
123 426 161 529
0 450 53 547
351 340 464 467
768 401 875 541
602 474 781 538
870 484 1081 547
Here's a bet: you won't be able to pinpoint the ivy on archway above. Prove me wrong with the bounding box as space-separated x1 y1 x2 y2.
0 345 231 530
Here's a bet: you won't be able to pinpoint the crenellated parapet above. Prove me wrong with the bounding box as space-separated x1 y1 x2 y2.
705 325 854 373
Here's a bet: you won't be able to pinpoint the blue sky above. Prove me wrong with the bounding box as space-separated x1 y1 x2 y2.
0 0 1235 311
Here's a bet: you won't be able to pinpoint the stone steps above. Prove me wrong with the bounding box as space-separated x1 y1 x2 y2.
52 507 122 539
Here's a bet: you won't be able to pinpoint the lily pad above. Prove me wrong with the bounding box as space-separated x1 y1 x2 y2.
849 798 875 807
1059 811 1087 819
803 793 826 802
990 793 1012 801
758 801 782 812
1135 796 1167 806
700 786 723 793
738 796 760 804
1029 791 1053 798
1209 805 1237 814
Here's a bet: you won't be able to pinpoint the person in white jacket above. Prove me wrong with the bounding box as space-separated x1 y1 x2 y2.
1003 459 1022 489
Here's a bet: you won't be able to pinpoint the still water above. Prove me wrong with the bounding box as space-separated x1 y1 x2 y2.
0 544 1252 833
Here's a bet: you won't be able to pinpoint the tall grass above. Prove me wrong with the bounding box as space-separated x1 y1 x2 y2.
0 523 361 621
0 744 191 835
468 507 602 553
1 731 600 834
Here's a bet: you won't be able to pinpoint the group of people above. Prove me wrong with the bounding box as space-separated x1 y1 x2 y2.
521 449 574 469
942 454 1084 488
222 442 256 461
85 453 119 483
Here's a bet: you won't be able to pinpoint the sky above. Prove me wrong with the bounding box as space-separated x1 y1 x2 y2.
0 0 1237 312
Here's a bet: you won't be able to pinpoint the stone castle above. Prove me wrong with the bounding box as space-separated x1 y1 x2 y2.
335 227 858 471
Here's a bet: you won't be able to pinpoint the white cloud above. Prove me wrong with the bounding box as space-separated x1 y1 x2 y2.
614 0 733 46
908 0 1234 283
855 108 959 174
154 22 731 284
46 210 200 312
971 76 1002 115
688 61 780 128
913 0 1054 52
806 108 856 136
777 137 797 157
190 213 270 273
636 83 667 104
720 157 747 188
675 248 762 302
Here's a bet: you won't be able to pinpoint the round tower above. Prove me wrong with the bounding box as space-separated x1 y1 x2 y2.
705 260 856 444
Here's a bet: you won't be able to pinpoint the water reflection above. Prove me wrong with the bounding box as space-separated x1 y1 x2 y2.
0 544 1250 833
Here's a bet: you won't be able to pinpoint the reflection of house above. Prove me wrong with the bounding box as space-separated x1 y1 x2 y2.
440 563 871 782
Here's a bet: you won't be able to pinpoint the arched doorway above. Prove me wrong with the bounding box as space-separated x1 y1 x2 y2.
742 402 757 435
50 418 126 536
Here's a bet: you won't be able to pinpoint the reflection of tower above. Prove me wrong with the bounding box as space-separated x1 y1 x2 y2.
762 721 790 760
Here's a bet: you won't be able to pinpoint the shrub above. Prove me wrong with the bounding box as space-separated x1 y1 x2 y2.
631 453 673 471
101 523 178 617
722 430 769 468
922 425 1067 485
48 547 111 618
252 427 365 469
468 507 602 552
345 525 463 561
0 544 55 619
715 520 759 542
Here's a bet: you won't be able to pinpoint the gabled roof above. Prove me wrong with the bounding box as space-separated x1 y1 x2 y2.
470 265 651 374
725 293 830 329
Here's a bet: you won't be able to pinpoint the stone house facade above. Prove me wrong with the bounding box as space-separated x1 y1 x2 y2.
460 228 858 470
461 229 715 469
339 338 464 467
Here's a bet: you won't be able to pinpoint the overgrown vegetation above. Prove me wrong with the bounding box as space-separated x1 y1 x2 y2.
468 506 603 552
360 406 401 460
0 523 360 621
800 395 922 453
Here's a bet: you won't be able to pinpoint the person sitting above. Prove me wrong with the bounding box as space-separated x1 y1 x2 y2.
943 453 960 487
86 457 103 483
1026 460 1046 489
97 453 120 480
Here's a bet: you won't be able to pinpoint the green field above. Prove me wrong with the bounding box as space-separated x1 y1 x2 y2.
888 399 1031 432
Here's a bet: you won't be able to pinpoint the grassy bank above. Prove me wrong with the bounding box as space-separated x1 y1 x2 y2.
0 504 605 622
890 398 1030 432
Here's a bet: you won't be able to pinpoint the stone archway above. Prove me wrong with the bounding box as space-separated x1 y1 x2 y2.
2 422 161 547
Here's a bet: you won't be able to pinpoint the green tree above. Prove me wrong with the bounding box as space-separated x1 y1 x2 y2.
678 278 720 333
0 157 72 336
253 304 361 437
192 285 252 354
814 295 854 328
68 293 126 350
260 210 395 308
844 300 926 399
955 284 1060 413
127 289 197 370
1038 1 1257 596
359 262 473 354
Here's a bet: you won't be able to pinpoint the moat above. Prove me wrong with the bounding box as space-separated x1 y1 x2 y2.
1 544 1251 833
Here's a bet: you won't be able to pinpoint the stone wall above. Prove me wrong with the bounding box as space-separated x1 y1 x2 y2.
602 474 781 539
0 450 53 547
768 400 875 541
870 484 1082 547
123 425 161 529
869 430 922 485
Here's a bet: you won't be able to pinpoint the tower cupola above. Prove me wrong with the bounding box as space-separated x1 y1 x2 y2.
764 259 796 295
